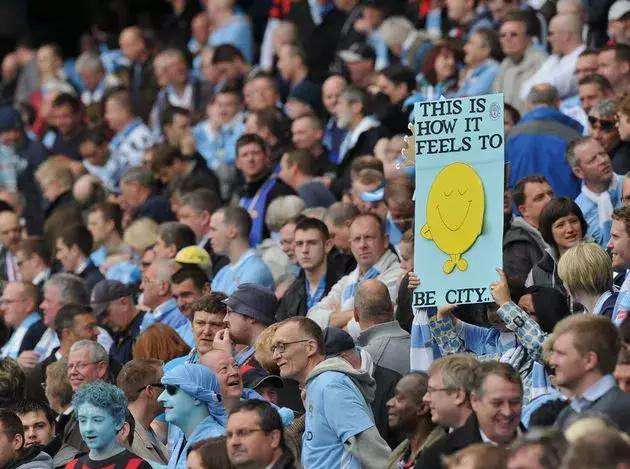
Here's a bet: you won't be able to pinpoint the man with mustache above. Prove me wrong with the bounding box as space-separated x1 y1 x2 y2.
569 136 623 246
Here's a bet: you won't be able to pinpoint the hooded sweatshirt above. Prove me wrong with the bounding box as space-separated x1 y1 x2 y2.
302 357 390 469
5 448 53 469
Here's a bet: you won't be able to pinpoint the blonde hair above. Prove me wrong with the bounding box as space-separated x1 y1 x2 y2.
35 158 74 190
254 323 281 375
45 358 73 413
428 354 479 395
564 416 612 443
123 217 158 253
557 242 612 296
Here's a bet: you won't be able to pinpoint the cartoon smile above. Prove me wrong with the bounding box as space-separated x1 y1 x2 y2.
436 200 472 232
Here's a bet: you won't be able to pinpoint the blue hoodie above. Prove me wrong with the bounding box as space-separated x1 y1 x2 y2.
506 106 583 199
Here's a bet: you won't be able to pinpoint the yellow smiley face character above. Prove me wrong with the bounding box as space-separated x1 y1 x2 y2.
421 162 485 274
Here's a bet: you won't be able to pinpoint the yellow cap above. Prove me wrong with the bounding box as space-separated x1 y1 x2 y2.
175 246 211 267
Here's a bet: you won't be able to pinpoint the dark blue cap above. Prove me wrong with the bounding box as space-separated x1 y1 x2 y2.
223 283 278 326
323 326 355 357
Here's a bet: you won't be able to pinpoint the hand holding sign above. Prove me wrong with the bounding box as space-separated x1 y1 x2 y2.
490 268 511 307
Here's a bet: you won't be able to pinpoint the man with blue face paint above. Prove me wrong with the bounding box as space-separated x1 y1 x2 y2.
67 380 151 469
158 364 228 469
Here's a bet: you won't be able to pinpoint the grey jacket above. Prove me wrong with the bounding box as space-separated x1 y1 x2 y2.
7 449 53 469
305 357 391 469
357 321 411 376
493 46 548 115
555 384 630 433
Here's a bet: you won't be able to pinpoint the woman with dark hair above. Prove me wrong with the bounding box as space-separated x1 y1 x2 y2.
414 39 464 101
527 197 587 292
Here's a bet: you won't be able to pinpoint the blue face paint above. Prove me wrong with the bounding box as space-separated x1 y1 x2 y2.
76 403 121 454
157 384 199 427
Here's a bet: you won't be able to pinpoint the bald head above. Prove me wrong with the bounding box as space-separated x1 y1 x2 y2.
354 279 393 326
199 349 232 371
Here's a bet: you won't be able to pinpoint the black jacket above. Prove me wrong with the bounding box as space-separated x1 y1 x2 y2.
502 217 547 287
395 275 413 333
77 260 104 295
373 364 402 449
134 194 175 225
331 124 389 198
276 257 346 321
414 414 483 469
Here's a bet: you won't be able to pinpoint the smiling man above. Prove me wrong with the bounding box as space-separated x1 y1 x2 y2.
568 137 623 246
157 364 227 469
67 340 109 392
414 362 523 469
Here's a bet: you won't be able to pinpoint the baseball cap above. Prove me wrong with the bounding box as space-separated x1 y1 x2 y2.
223 283 278 326
339 42 377 63
91 280 132 317
242 368 284 390
609 0 630 20
323 326 355 357
175 246 211 267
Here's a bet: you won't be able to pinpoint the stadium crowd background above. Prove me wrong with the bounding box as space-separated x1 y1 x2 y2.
0 0 628 468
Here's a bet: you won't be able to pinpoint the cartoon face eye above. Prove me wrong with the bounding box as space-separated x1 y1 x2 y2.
444 189 453 197
458 187 468 196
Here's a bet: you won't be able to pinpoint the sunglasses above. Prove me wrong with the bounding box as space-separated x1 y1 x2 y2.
588 116 616 131
165 384 179 396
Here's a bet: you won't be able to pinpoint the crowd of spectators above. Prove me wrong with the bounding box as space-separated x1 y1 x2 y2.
0 0 628 468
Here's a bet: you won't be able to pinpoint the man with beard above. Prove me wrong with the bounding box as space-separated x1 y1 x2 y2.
214 283 277 368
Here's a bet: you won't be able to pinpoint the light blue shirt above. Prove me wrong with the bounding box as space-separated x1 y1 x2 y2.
176 320 195 347
302 371 375 469
208 14 253 62
455 59 500 98
211 249 274 295
141 298 188 331
574 174 623 247
0 312 40 359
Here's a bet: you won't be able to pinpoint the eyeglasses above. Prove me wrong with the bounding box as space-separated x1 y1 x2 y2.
271 339 311 354
426 386 455 395
165 384 179 396
226 428 265 439
68 360 103 372
137 383 164 393
588 116 616 131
